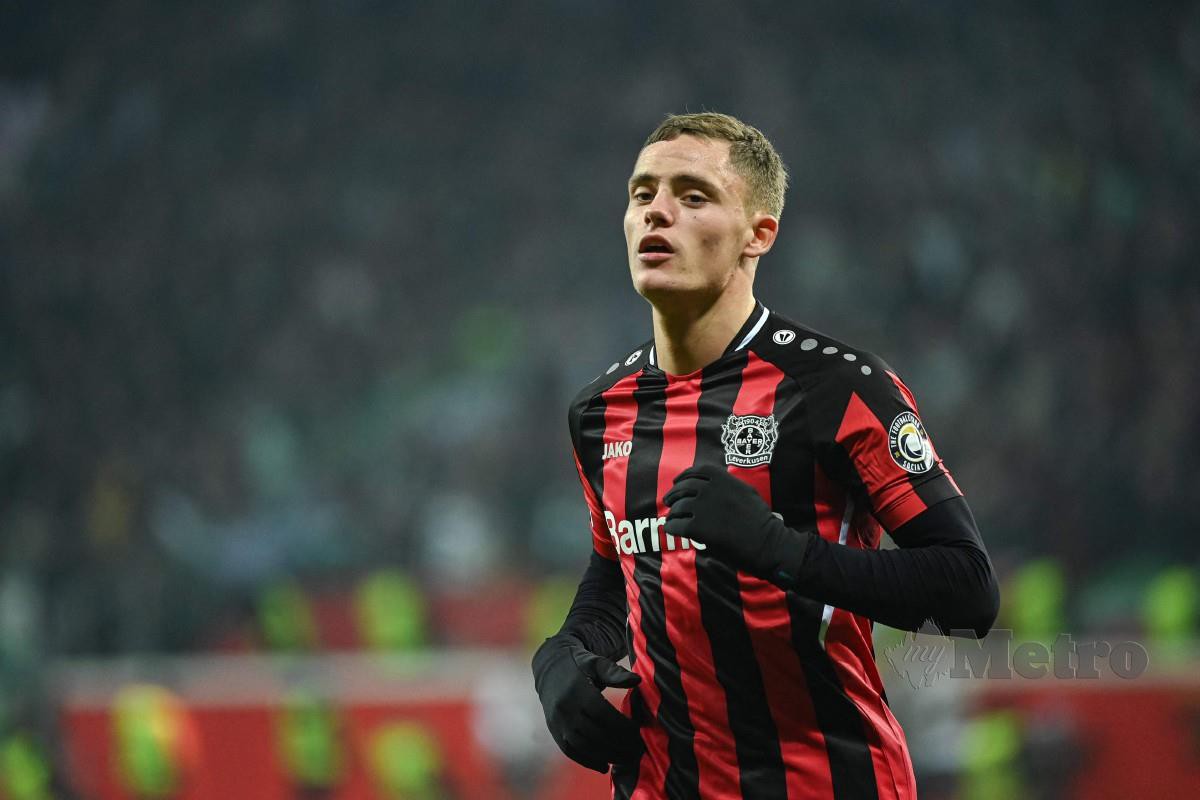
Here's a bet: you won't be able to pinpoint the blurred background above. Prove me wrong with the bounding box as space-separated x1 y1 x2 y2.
2 0 1199 798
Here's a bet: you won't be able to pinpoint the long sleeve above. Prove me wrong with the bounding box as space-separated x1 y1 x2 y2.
778 495 999 637
555 551 628 660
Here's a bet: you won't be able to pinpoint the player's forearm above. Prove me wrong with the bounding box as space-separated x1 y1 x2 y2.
554 551 629 660
780 497 999 638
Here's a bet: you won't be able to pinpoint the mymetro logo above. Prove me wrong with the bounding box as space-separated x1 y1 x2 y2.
883 624 950 689
881 623 1150 688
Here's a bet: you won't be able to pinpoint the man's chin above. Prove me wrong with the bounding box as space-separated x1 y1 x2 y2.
631 271 679 300
632 274 706 307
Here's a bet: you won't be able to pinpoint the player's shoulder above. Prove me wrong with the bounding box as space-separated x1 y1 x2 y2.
567 336 655 417
751 308 897 391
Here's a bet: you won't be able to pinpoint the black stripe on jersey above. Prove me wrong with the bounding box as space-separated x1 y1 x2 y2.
693 353 788 800
785 606 880 799
626 369 701 799
766 365 880 799
575 390 609 528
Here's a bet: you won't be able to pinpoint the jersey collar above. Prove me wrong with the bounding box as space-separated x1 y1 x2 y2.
647 302 769 367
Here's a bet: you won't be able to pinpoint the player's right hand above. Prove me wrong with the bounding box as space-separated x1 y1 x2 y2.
532 634 644 773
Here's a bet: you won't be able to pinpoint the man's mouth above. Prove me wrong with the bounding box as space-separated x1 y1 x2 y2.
638 235 675 263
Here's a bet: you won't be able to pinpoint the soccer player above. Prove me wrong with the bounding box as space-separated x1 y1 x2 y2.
532 113 999 800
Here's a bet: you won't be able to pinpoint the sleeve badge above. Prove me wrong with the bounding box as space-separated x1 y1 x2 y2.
888 411 935 474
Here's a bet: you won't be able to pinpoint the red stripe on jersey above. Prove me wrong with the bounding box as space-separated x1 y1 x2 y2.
600 373 671 794
835 392 931 531
620 553 671 800
655 375 742 799
822 632 915 800
814 463 916 800
734 353 836 800
883 370 920 413
574 448 616 560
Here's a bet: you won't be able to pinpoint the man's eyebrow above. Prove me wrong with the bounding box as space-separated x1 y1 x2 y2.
627 172 723 195
628 172 656 190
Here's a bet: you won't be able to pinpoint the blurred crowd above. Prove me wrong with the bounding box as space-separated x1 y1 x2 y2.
1 0 1198 754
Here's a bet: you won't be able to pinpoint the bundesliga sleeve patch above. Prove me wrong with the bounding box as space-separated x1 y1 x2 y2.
721 414 779 467
888 411 935 473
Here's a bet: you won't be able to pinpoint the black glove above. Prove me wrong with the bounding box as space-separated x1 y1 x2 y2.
664 464 812 585
532 634 644 773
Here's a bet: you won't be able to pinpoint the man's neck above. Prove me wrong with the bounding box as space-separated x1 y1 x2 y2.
651 288 758 377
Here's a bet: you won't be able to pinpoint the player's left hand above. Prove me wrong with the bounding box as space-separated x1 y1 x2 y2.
664 464 811 584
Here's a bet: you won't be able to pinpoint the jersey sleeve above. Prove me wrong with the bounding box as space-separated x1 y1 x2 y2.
572 447 618 560
568 398 618 561
809 357 962 532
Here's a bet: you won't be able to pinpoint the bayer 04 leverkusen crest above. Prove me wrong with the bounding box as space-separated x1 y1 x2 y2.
721 414 779 467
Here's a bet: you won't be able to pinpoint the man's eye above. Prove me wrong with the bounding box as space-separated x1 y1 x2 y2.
683 193 707 204
632 191 653 202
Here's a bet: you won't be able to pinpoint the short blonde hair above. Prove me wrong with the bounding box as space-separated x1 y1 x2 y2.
644 112 789 217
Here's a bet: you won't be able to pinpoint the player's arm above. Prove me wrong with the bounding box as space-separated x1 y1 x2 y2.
771 494 997 637
545 549 628 661
531 420 642 773
547 443 630 661
665 468 997 636
532 549 642 773
665 359 999 637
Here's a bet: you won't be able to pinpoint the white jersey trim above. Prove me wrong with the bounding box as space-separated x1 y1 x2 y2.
818 500 853 650
734 305 770 352
647 304 768 368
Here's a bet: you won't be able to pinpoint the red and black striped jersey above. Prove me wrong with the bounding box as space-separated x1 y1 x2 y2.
567 303 962 800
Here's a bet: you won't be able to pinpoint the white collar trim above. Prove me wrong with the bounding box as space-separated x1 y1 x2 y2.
648 305 769 367
734 305 770 351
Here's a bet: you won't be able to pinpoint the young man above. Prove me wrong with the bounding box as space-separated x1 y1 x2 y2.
533 113 999 800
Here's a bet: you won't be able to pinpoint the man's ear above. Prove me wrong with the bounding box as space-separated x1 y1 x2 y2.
743 213 779 259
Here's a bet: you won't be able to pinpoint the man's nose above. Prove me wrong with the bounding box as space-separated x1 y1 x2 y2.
644 190 674 227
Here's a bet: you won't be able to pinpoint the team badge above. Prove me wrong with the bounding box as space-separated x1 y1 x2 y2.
888 411 934 473
721 414 779 467
773 329 795 345
625 349 643 366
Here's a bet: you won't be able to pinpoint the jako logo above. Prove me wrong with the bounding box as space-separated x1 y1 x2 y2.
604 511 707 556
602 440 633 460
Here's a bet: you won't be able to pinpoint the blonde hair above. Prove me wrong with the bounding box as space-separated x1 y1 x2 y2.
644 112 789 217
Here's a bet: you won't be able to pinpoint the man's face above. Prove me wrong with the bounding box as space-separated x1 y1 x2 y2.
624 135 759 305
